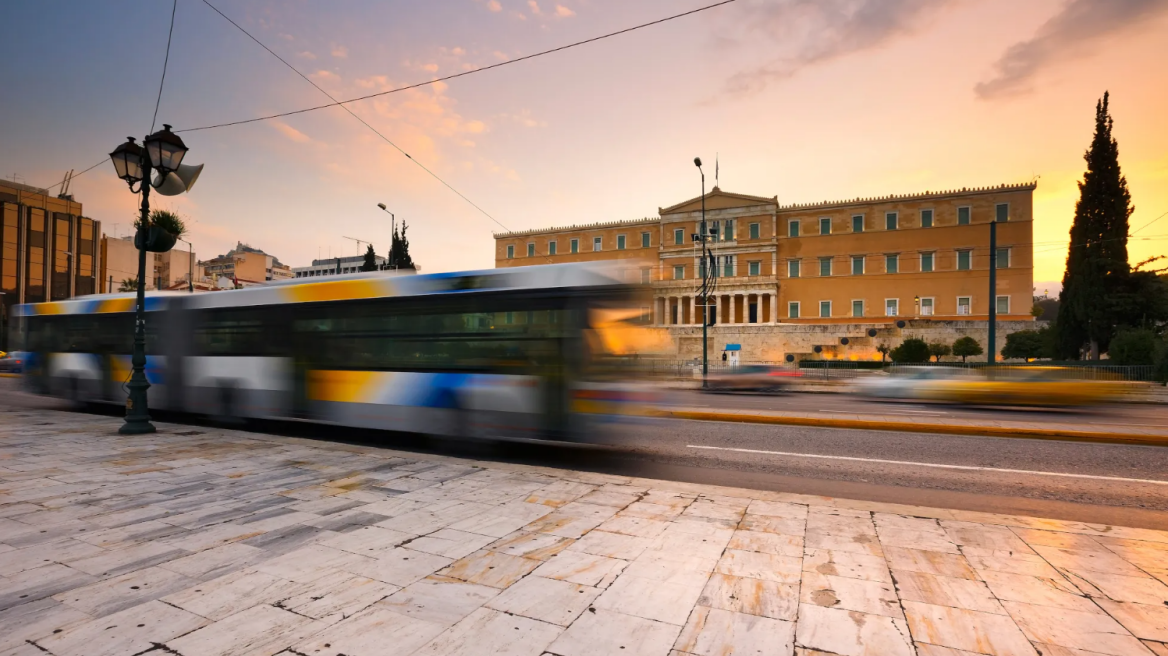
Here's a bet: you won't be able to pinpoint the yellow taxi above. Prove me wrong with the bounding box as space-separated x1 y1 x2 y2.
918 366 1123 407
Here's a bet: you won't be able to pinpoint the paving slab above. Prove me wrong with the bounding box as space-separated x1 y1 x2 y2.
4 408 1168 655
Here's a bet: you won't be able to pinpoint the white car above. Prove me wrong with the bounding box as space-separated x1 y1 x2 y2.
853 367 968 400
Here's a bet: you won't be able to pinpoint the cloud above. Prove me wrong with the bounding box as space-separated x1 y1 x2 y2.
487 0 502 11
298 51 316 60
311 70 340 82
721 0 953 95
493 50 509 61
271 120 313 144
975 0 1168 100
452 47 466 56
555 4 575 17
500 109 547 128
421 63 439 73
528 0 542 15
331 45 348 58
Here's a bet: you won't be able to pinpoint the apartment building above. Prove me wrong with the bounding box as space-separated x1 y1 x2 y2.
199 242 293 284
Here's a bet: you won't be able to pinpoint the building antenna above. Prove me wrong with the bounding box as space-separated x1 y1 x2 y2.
715 153 719 188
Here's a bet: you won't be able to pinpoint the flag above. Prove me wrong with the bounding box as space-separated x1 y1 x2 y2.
715 153 719 187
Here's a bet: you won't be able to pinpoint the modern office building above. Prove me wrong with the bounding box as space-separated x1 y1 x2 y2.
293 254 387 278
495 182 1036 360
1 179 101 327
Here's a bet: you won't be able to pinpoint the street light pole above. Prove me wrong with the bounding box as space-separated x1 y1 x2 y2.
988 218 997 363
695 158 708 389
377 203 395 269
178 238 193 292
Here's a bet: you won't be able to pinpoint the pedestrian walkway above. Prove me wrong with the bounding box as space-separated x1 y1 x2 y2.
657 405 1168 446
2 409 1168 656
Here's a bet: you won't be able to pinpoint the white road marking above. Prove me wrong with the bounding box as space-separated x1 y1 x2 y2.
686 445 1168 486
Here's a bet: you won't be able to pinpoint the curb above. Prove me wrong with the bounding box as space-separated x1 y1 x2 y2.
652 408 1168 447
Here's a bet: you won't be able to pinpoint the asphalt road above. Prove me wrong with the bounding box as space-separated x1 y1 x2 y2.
668 388 1168 427
5 377 1168 529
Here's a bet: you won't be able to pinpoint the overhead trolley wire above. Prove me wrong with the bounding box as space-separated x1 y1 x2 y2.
177 0 738 133
151 0 179 133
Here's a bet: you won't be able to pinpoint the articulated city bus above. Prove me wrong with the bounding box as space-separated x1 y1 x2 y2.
10 263 664 440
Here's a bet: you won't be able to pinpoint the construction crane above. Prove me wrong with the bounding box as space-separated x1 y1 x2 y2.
341 236 373 256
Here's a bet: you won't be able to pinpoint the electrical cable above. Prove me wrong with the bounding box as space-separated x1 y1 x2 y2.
151 0 179 134
200 0 513 234
177 0 738 133
1131 209 1168 236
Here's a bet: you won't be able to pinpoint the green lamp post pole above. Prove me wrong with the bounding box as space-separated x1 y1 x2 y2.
109 125 190 435
694 157 708 389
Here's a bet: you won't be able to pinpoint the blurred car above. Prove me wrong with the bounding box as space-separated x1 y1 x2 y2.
0 351 27 374
704 365 801 393
856 366 1121 407
853 366 966 400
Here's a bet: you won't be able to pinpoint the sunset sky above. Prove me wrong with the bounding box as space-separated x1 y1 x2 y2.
2 0 1166 289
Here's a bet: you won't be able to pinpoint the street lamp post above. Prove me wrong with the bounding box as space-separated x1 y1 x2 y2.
694 157 709 389
377 203 395 269
988 217 998 363
108 125 190 435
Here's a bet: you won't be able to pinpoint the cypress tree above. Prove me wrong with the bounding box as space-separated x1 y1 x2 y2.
360 244 378 272
391 221 416 270
1056 92 1133 359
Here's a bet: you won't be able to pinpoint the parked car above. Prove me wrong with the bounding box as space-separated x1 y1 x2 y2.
0 351 27 374
704 365 801 393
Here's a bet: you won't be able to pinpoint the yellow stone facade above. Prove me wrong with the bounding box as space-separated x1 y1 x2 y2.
495 183 1036 333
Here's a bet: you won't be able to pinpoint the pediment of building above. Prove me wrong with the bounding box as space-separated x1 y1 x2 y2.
660 187 777 215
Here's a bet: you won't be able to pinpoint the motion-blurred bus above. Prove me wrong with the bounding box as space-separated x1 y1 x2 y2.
9 263 666 440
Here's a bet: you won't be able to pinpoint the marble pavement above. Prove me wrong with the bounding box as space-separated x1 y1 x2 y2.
2 408 1168 656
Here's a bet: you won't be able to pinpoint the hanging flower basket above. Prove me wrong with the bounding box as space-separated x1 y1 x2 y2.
134 226 177 253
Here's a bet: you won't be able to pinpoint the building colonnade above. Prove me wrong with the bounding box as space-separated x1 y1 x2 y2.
655 292 779 326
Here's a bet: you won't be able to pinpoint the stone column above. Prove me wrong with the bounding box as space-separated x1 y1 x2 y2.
729 294 736 325
690 295 697 325
771 293 779 323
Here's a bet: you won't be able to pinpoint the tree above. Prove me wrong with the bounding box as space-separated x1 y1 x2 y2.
1057 92 1133 359
952 336 983 363
876 343 891 363
1032 295 1059 321
1109 327 1158 365
360 244 379 272
388 221 416 270
890 338 930 363
118 278 139 292
1002 330 1046 362
928 342 951 362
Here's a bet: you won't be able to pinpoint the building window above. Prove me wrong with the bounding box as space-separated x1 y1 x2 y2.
958 296 972 315
996 203 1009 222
921 209 934 228
593 236 602 251
819 217 831 235
996 295 1010 314
920 297 934 316
527 243 535 257
788 260 801 278
851 256 864 276
921 251 935 273
549 241 557 255
749 222 760 239
674 228 684 245
996 247 1010 268
723 220 735 241
788 301 800 319
957 249 972 271
506 245 514 259
788 220 800 238
819 301 831 318
885 254 899 274
748 261 760 276
642 232 651 248
958 206 971 225
886 212 898 230
641 268 651 284
723 255 734 277
505 311 514 325
852 215 864 233
885 298 899 316
617 235 626 250
819 257 832 277
674 264 685 280
570 238 579 254
852 300 863 317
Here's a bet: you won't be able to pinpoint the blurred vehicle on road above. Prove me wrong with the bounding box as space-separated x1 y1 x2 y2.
704 365 802 393
0 351 26 374
855 365 1123 407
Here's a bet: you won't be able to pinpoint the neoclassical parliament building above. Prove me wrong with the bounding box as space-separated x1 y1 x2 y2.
495 183 1036 360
